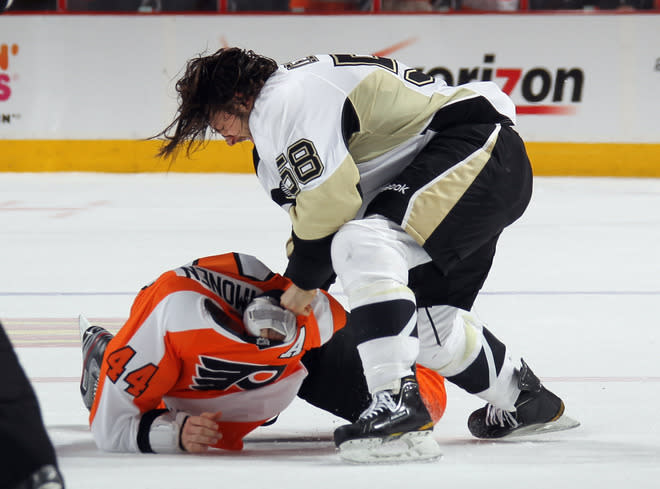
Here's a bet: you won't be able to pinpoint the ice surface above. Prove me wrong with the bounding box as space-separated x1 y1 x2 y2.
2 173 659 488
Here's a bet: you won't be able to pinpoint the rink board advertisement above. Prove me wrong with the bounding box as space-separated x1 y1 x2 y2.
1 14 659 175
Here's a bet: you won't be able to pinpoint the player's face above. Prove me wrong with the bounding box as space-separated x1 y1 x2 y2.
209 110 252 146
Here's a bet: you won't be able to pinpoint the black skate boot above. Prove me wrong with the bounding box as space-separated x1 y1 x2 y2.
468 359 579 439
15 464 65 489
334 376 441 463
79 315 113 411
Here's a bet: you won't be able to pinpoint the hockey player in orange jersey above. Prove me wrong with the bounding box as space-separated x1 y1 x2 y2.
80 252 446 454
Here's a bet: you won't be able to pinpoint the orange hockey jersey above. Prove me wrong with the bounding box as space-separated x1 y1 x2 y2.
89 252 346 453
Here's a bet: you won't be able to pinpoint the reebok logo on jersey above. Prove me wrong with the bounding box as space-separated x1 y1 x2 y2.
383 183 409 194
191 356 286 391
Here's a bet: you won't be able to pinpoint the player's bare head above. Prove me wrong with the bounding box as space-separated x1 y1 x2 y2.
156 47 278 158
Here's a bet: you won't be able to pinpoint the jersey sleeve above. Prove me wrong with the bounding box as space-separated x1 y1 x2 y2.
89 290 194 454
309 289 347 347
252 73 362 290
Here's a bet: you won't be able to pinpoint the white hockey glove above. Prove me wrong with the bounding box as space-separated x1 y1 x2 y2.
243 295 298 343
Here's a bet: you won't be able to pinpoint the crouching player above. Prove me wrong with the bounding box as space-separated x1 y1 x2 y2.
79 252 446 455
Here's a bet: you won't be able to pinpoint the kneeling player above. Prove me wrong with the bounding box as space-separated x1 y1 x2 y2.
79 252 446 454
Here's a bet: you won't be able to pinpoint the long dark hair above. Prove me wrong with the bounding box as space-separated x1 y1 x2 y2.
155 47 278 158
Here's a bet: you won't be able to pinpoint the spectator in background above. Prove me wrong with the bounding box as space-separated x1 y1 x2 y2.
229 0 290 10
529 0 582 8
67 0 143 10
1 0 56 10
154 0 217 10
66 0 218 11
529 0 655 8
381 0 433 10
4 0 657 10
288 0 361 11
460 0 518 9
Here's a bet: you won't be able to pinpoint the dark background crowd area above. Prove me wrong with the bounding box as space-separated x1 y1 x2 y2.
3 0 658 13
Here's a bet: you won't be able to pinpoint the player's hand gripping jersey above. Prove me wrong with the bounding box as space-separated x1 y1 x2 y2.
250 54 517 289
89 253 346 453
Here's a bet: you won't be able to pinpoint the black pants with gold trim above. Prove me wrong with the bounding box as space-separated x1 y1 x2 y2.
367 123 533 310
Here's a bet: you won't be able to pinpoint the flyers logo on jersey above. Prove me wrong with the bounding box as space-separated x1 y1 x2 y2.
191 356 286 391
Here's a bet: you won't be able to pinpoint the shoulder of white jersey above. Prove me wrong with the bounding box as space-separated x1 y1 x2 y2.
251 60 351 194
257 54 365 118
252 66 330 135
250 69 306 181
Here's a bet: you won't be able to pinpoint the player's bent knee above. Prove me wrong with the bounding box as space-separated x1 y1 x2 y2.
417 307 485 376
331 219 409 290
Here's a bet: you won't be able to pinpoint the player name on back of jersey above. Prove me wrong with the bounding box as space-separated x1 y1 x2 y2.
176 265 261 312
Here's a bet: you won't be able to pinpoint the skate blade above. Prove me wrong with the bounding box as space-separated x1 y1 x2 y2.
338 431 442 464
502 413 580 438
78 314 92 341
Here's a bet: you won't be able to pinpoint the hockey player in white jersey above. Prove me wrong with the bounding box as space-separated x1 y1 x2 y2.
156 48 578 462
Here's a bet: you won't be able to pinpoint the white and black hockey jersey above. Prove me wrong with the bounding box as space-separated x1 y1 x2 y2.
249 54 517 289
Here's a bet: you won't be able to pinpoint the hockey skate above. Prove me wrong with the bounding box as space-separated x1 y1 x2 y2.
334 376 442 463
468 359 580 439
79 315 113 411
15 464 65 489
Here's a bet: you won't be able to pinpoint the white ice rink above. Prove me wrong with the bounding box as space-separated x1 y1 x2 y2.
2 173 659 489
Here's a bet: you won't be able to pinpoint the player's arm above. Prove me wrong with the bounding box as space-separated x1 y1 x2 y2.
283 151 361 291
278 144 361 317
90 295 208 454
90 342 181 453
254 79 362 294
97 396 221 454
257 148 361 293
